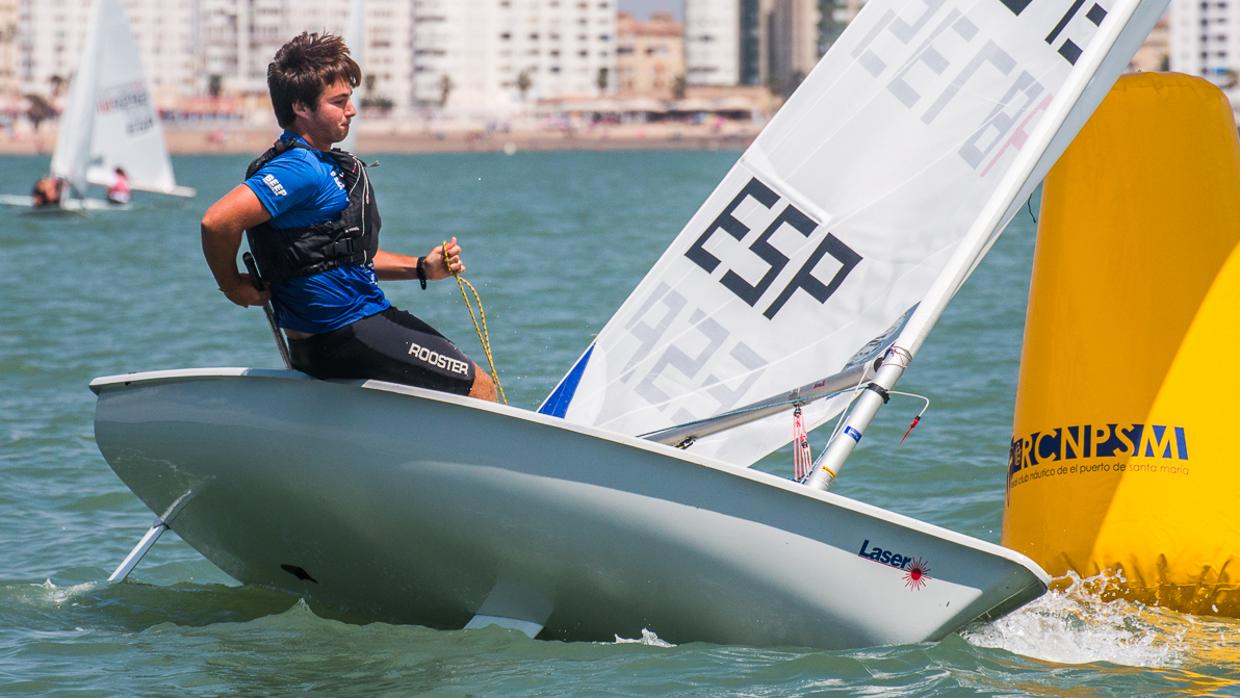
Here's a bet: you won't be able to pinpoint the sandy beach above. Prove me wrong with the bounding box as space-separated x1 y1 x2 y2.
0 119 760 156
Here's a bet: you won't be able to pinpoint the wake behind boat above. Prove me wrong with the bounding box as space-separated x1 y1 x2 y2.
1 0 194 212
90 0 1167 650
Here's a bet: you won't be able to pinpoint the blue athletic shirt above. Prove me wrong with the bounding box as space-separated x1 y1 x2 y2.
244 131 389 334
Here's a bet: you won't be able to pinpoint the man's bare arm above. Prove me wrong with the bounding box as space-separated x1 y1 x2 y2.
201 184 273 307
373 236 464 281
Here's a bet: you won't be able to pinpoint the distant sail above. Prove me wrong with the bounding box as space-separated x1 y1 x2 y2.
52 0 193 197
542 0 1168 468
49 0 105 193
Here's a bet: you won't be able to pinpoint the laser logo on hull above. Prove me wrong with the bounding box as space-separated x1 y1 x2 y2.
858 539 932 590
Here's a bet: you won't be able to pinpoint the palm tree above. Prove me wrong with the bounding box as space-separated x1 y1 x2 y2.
438 74 454 109
672 74 686 100
516 70 532 102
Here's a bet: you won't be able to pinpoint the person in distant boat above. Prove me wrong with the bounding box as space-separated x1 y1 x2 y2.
30 175 65 208
200 32 496 401
106 167 131 205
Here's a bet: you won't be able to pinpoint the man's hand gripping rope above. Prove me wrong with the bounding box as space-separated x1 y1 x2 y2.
441 239 507 405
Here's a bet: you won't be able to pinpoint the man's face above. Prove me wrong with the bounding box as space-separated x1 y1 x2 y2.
296 79 356 146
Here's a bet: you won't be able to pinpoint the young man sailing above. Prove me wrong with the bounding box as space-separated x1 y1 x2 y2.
202 32 496 401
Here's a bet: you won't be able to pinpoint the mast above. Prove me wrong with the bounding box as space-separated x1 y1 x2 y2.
805 0 1164 490
49 0 106 194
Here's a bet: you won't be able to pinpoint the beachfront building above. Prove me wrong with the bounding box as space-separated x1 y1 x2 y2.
0 0 15 88
738 0 822 93
17 1 93 106
196 0 413 110
686 0 740 86
769 0 820 95
1132 15 1171 72
740 0 772 87
408 0 618 117
1170 0 1240 117
0 0 16 111
15 0 413 121
616 10 683 99
11 0 618 122
363 2 415 112
124 1 198 106
16 1 197 106
818 0 864 56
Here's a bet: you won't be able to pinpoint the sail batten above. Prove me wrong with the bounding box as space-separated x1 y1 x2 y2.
545 0 1169 470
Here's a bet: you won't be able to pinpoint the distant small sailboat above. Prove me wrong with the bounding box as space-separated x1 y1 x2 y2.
0 0 194 211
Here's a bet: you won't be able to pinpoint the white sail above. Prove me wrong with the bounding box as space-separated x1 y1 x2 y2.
52 0 193 198
339 0 365 154
48 0 106 194
541 0 1168 468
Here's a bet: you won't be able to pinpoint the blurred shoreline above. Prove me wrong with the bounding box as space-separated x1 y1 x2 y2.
0 120 759 156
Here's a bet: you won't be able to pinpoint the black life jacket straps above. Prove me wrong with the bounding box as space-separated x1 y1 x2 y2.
243 137 381 286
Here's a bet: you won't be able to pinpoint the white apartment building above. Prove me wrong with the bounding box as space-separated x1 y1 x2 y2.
18 0 197 106
17 0 414 118
1132 15 1170 72
124 1 197 105
199 0 245 98
208 0 416 114
18 0 94 101
685 0 740 85
15 0 614 119
0 0 17 99
818 0 864 56
410 0 618 117
769 0 819 92
360 0 416 110
1171 0 1240 116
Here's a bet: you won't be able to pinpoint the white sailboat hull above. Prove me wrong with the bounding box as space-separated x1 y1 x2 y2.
0 194 129 212
85 172 197 198
91 368 1047 650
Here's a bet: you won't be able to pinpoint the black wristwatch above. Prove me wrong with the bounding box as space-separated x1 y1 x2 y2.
416 256 427 290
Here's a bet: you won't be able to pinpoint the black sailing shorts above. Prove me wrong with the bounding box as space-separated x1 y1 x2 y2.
288 307 476 395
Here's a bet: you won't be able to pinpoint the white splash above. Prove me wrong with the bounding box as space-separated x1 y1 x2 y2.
38 578 101 606
963 571 1188 668
613 628 675 647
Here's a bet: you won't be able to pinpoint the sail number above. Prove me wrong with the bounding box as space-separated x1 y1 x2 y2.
685 177 861 320
997 0 1109 65
850 0 1111 174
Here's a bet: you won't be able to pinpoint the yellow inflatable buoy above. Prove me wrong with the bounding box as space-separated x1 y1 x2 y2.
1002 72 1240 616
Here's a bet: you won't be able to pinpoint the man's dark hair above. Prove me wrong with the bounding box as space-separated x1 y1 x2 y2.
267 32 361 129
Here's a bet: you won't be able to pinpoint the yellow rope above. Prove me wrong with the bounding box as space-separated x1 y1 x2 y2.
443 241 508 404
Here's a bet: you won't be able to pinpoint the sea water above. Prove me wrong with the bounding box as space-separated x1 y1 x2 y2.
1 151 1236 695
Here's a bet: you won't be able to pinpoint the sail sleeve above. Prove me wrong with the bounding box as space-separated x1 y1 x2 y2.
49 0 106 193
542 0 1168 468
